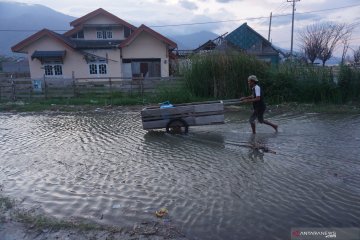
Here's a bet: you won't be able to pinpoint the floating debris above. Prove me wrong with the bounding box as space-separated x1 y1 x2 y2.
112 204 121 209
155 208 168 218
226 141 277 154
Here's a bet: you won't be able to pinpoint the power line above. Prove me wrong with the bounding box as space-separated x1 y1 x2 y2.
271 2 290 15
274 36 360 44
0 28 69 32
0 3 359 32
150 3 360 28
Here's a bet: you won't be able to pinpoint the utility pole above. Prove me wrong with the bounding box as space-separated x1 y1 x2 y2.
268 12 272 42
287 0 300 58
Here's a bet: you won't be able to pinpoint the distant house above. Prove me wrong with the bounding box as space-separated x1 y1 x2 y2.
189 23 281 65
194 40 218 53
11 8 177 80
1 57 30 74
224 23 281 65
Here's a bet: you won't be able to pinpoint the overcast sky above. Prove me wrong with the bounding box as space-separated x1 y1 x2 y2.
4 0 360 55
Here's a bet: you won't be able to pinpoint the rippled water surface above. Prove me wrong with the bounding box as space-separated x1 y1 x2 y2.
1 108 360 240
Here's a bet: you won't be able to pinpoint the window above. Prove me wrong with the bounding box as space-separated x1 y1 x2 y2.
72 30 84 39
96 30 112 39
124 27 131 38
123 59 161 78
54 65 62 75
44 64 63 76
99 64 107 74
89 61 107 75
89 64 98 74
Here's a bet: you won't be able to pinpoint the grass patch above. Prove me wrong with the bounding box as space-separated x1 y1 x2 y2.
268 102 360 114
0 196 14 210
0 193 120 233
300 103 360 114
0 83 215 112
14 210 109 232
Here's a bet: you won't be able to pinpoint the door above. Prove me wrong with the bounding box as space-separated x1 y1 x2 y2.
140 62 149 77
122 63 132 78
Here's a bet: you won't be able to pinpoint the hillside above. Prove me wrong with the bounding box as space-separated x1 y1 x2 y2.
169 31 219 50
0 1 218 56
0 2 75 56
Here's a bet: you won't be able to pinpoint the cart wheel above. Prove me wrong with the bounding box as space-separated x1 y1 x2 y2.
166 119 189 134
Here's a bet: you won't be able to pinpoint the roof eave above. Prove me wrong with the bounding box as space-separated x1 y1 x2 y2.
70 8 136 31
64 25 83 37
119 25 177 49
11 29 75 53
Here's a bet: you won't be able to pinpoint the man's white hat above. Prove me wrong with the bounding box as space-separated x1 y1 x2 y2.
248 75 259 82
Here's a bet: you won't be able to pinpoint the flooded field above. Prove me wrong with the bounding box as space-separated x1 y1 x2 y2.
1 107 360 240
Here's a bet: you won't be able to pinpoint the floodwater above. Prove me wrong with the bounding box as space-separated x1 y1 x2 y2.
0 107 360 240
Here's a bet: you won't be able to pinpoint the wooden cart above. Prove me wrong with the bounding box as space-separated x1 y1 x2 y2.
141 101 225 133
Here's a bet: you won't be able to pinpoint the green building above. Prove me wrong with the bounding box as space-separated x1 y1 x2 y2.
224 23 282 66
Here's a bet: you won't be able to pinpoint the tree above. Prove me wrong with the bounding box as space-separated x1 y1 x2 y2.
318 22 352 66
298 24 325 64
341 35 351 65
298 22 352 66
354 46 360 65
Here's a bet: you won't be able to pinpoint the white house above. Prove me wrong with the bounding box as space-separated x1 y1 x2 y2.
12 8 177 80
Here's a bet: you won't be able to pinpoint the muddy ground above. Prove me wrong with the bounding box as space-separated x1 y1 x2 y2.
0 193 188 240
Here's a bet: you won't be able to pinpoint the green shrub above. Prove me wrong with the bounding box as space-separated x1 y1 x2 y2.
183 51 268 99
338 65 360 103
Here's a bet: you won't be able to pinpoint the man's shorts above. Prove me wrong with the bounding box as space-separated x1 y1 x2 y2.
249 107 265 124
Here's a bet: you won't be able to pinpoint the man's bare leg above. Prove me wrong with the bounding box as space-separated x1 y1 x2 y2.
263 120 278 132
251 122 256 134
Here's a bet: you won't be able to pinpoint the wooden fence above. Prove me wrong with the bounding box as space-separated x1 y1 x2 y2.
0 76 183 101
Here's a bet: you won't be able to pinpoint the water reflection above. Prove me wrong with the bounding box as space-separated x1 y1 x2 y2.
0 110 360 240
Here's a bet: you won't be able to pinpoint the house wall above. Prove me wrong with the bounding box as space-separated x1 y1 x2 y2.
262 44 278 54
122 32 169 77
246 41 262 54
257 55 279 66
85 15 118 25
77 49 122 78
82 15 125 40
24 36 123 79
24 36 76 79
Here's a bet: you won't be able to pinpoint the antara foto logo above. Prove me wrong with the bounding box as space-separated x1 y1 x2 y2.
292 230 301 237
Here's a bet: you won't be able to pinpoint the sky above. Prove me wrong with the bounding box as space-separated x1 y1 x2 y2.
4 0 360 56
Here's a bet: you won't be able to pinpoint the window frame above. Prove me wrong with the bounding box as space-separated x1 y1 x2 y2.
88 60 107 76
43 62 63 77
71 30 84 39
96 30 113 39
129 60 161 78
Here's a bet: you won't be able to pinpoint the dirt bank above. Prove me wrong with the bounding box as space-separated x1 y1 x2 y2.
0 193 188 240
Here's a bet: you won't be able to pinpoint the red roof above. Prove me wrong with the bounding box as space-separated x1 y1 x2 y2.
69 8 136 30
63 25 83 38
11 29 75 53
119 24 177 49
12 10 177 53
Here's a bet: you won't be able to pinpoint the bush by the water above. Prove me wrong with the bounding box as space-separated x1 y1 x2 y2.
183 52 268 99
182 52 360 104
